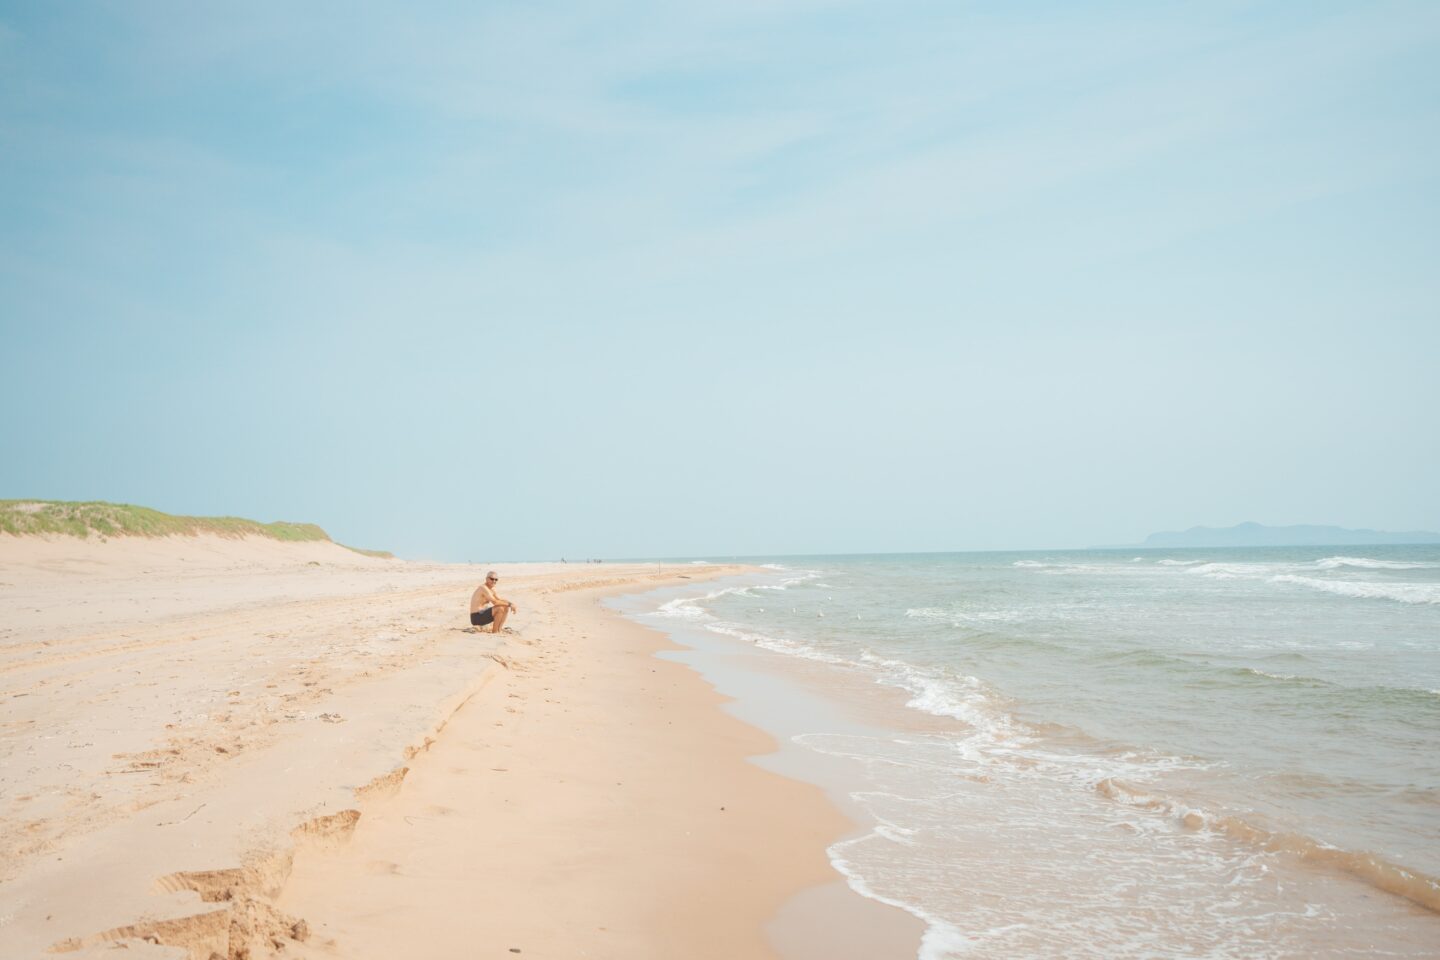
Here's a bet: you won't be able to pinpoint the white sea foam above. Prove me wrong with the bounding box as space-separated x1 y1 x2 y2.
964 609 1025 623
1314 556 1438 571
654 596 713 621
652 584 750 621
916 919 977 960
1177 559 1440 590
856 652 1019 748
905 607 946 619
1187 562 1271 579
873 817 921 846
1016 560 1074 573
1270 575 1440 605
651 571 823 622
1241 667 1311 683
905 606 1024 625
828 831 975 960
703 621 857 666
1158 559 1206 566
1014 561 1131 576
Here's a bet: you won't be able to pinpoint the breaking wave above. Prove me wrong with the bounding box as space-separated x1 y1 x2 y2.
1270 575 1440 605
1315 556 1439 571
1096 778 1440 913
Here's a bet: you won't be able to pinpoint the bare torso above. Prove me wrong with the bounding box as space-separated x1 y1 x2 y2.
469 583 497 614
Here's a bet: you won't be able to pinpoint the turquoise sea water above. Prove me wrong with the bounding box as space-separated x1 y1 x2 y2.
635 547 1440 959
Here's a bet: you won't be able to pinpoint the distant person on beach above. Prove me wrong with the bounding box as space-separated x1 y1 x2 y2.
469 571 516 633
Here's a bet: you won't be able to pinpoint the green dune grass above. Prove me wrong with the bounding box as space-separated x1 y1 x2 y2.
0 500 394 558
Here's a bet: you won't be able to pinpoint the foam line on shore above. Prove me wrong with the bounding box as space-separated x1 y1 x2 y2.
1096 777 1440 914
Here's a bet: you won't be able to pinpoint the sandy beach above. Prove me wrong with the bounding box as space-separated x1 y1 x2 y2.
0 533 919 959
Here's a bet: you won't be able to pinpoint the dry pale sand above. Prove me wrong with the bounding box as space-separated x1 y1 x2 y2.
0 534 920 960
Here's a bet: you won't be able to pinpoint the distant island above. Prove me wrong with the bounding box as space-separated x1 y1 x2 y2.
1139 522 1440 549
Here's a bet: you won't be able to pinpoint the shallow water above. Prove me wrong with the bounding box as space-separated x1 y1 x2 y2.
634 548 1440 959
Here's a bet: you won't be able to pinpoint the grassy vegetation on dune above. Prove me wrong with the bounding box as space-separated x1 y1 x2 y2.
0 500 393 557
339 545 396 559
0 500 328 540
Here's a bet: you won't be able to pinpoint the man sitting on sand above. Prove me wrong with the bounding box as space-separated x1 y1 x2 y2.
469 571 516 633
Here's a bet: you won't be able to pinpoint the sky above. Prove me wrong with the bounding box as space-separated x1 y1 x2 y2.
1 1 1437 561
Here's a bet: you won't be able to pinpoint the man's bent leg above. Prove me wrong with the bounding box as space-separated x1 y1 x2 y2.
490 605 510 633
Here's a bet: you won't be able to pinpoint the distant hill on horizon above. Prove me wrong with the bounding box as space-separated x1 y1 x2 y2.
1139 522 1440 549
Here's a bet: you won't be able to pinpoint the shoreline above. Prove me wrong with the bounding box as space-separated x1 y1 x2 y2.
274 573 923 959
609 579 944 956
0 536 919 959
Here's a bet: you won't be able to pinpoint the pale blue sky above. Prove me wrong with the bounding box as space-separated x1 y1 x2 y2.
2 1 1437 560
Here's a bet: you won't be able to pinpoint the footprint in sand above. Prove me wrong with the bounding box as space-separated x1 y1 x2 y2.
365 860 401 875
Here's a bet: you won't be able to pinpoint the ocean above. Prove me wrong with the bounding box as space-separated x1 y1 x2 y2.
622 547 1440 959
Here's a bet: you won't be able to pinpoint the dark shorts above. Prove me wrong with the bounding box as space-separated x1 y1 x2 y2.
470 608 495 627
